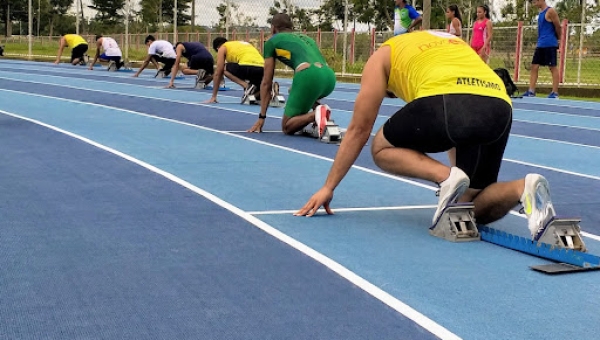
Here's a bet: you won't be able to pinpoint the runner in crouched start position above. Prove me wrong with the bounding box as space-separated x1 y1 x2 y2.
247 13 336 137
296 30 558 243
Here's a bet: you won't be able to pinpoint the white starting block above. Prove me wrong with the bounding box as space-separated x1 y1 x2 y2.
534 217 587 252
429 203 480 242
300 120 344 144
242 93 286 107
155 69 184 79
242 81 286 107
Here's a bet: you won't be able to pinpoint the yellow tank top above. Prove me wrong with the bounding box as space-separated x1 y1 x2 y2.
64 34 87 48
223 41 264 67
382 31 510 104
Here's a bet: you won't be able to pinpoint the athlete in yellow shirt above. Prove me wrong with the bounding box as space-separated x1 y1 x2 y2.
204 38 265 104
54 34 88 65
296 31 557 242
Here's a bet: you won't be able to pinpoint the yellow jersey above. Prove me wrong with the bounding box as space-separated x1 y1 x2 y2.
64 34 87 48
223 41 264 67
382 31 510 105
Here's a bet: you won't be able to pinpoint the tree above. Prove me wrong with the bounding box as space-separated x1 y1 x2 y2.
48 0 73 36
159 0 191 26
139 0 161 29
267 0 316 30
215 0 257 29
91 0 125 25
1 0 30 35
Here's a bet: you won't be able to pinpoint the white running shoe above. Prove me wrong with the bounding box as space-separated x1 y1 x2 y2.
196 69 206 87
520 174 556 240
432 167 470 224
314 104 331 138
241 84 256 104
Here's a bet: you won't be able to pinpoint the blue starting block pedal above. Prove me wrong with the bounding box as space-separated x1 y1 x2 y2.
430 204 600 274
480 216 600 274
429 203 480 242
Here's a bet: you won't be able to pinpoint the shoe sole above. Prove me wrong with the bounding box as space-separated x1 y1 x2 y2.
431 180 470 225
240 84 255 104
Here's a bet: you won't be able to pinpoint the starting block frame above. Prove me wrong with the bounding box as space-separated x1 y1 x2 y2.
155 69 184 79
243 94 286 107
429 203 480 242
429 204 600 274
300 120 345 144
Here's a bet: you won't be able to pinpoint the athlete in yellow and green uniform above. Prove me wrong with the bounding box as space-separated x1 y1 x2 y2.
54 34 88 65
296 30 557 243
247 13 337 137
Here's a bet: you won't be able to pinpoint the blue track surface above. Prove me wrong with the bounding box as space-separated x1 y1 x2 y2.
1 59 599 340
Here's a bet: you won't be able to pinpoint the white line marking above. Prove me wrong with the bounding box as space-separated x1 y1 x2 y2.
0 88 599 241
248 205 438 215
0 108 463 340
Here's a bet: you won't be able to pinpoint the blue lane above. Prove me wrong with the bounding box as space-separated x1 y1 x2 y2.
0 113 439 340
3 76 600 174
259 209 600 340
1 80 600 236
0 90 436 212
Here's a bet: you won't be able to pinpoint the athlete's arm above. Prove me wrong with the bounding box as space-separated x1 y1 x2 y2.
247 57 275 133
484 20 493 50
295 48 388 217
54 37 66 64
548 8 562 43
133 54 153 77
167 45 184 88
452 18 462 37
408 7 422 31
204 46 227 103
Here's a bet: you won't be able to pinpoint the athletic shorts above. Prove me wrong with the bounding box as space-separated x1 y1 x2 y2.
382 94 513 189
100 53 121 62
225 63 264 88
285 65 336 118
532 47 558 66
153 56 176 71
188 55 214 75
71 44 88 62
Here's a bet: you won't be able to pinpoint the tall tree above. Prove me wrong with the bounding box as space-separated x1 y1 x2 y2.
215 0 257 29
91 0 125 24
47 0 73 35
267 0 315 30
1 0 29 35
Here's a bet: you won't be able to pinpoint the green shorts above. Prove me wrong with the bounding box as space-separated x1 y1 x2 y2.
284 65 336 118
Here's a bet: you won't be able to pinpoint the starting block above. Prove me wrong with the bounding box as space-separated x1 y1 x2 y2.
242 94 286 107
201 80 229 91
118 62 134 72
429 202 600 274
534 216 586 252
429 203 480 242
242 81 286 107
155 70 185 79
300 120 344 144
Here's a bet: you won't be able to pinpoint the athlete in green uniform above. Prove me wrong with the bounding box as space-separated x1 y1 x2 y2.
247 13 337 137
